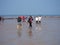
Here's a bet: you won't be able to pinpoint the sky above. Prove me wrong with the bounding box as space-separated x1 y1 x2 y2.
0 0 60 16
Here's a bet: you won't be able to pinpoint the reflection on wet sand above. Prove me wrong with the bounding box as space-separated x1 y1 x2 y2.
27 27 32 38
36 23 42 31
0 16 60 45
17 24 22 37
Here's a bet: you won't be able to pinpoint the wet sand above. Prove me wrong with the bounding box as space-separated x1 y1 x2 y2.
0 16 60 45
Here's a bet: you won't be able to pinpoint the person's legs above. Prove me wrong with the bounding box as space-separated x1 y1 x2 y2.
30 22 32 27
36 21 38 23
39 21 41 23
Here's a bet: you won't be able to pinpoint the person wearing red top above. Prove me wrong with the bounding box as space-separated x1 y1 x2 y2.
19 16 26 22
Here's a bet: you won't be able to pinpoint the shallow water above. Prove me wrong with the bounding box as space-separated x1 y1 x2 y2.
0 16 60 45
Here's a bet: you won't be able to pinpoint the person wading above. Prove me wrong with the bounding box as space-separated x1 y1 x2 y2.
28 16 33 27
17 17 22 25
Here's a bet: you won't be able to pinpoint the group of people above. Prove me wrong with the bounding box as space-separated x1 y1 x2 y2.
17 16 33 27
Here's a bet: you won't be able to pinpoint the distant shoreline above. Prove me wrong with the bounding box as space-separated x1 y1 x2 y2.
0 16 60 20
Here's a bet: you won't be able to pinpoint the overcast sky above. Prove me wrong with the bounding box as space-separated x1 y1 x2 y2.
0 0 60 15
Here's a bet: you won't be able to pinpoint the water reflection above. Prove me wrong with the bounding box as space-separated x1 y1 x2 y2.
27 27 32 38
36 23 42 31
17 24 22 37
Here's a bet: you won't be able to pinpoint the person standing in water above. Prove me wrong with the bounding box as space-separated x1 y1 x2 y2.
28 16 33 27
22 16 27 22
17 16 22 25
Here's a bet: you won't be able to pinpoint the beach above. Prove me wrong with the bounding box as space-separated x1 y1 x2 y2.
0 16 60 45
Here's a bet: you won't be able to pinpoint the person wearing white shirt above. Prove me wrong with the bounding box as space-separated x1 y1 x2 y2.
35 17 39 23
35 16 42 23
38 16 42 23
